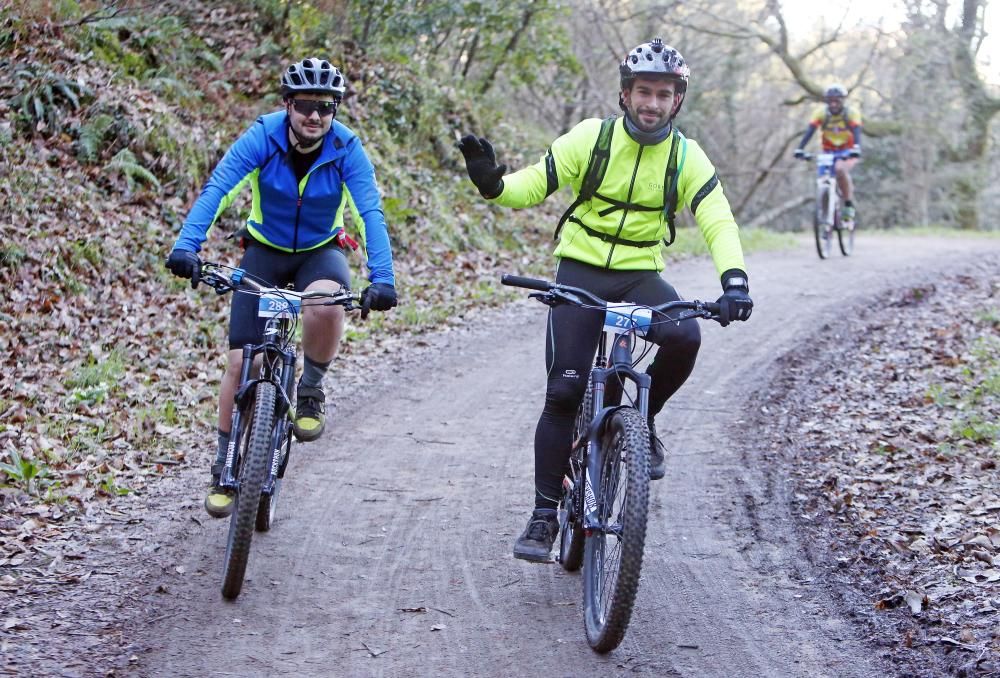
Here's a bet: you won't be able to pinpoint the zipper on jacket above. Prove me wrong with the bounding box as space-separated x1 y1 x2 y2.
291 157 341 253
604 145 644 269
293 194 302 252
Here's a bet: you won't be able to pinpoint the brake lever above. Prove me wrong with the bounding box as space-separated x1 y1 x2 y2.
528 291 558 307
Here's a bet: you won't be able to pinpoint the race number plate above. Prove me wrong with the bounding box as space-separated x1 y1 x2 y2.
258 293 301 319
604 304 652 337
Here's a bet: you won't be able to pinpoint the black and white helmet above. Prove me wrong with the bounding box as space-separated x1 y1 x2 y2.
280 57 346 99
825 83 848 99
619 38 690 92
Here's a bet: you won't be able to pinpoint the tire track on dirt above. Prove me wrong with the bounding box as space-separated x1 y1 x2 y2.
127 235 999 677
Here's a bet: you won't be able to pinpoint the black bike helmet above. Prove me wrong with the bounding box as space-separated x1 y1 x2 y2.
280 57 346 99
825 83 848 99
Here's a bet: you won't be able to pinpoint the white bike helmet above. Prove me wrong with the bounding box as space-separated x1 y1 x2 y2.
280 57 346 99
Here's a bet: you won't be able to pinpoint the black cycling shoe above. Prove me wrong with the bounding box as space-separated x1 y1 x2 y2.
648 419 666 481
513 509 559 563
293 384 326 442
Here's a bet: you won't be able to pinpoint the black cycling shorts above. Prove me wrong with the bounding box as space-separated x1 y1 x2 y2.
228 239 351 350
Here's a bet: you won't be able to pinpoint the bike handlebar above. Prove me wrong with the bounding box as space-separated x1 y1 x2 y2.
199 262 361 307
500 274 551 292
501 273 720 319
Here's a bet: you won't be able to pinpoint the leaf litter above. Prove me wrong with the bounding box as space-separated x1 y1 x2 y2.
757 260 1000 677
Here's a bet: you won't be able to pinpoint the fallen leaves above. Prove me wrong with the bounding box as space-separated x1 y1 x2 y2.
767 262 1000 674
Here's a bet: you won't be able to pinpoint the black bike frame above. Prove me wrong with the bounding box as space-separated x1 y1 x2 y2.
576 329 652 534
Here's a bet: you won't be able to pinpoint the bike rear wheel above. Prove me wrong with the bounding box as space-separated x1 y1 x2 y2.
559 383 591 571
221 382 276 600
256 479 281 532
583 407 650 653
814 187 833 259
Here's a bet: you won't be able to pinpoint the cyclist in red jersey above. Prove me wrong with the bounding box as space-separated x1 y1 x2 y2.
794 84 863 222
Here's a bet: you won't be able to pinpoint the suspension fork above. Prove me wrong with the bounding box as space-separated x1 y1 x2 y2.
220 344 259 488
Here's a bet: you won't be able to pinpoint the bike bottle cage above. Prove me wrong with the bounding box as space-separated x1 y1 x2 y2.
553 117 687 248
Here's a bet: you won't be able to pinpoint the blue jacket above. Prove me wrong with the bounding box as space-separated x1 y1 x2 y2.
174 111 394 285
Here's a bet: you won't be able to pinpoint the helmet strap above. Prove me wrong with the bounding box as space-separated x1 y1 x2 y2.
286 117 323 153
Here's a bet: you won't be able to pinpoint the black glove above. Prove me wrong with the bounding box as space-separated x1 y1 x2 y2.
793 148 806 160
360 283 398 320
716 269 753 327
847 147 862 158
457 134 506 199
166 249 202 289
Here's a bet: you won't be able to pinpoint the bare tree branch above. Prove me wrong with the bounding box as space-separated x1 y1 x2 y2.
53 1 156 28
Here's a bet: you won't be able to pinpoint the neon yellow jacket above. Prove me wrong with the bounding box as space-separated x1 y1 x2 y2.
492 117 745 275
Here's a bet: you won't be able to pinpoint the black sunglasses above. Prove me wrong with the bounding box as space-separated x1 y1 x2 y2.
290 99 338 117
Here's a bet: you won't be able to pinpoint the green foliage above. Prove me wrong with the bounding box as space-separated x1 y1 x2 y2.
0 448 53 495
7 65 92 137
0 244 26 271
76 112 118 163
98 473 131 497
932 331 1000 445
67 349 127 390
84 14 200 82
344 0 579 94
285 2 327 56
105 148 161 191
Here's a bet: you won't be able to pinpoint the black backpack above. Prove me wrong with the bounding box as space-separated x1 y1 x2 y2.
554 116 688 248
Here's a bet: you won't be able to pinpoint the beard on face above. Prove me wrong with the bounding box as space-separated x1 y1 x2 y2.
631 105 669 131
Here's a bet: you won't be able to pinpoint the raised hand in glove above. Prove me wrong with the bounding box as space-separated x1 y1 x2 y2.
360 283 398 320
457 135 506 199
716 269 753 327
166 249 202 289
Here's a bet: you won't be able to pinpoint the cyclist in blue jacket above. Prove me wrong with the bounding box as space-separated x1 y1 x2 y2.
166 57 397 518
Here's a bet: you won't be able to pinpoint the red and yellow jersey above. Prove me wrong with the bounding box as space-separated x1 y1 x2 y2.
809 105 862 151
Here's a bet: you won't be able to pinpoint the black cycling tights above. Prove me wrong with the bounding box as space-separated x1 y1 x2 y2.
533 258 701 510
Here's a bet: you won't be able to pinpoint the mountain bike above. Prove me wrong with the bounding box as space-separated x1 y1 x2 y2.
501 273 720 652
199 262 360 600
799 150 855 259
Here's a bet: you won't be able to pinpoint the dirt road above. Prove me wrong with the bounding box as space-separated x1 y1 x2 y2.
126 235 999 677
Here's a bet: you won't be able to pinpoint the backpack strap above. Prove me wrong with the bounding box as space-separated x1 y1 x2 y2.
661 128 686 247
553 116 616 241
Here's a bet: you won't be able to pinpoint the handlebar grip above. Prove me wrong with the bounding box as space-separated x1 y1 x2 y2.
704 301 721 315
501 274 552 292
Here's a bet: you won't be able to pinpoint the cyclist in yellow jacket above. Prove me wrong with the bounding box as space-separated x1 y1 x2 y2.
459 38 752 562
794 83 863 222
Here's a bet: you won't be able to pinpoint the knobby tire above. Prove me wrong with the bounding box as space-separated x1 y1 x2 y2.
838 211 855 256
221 382 276 600
814 186 833 260
255 423 286 532
583 407 650 653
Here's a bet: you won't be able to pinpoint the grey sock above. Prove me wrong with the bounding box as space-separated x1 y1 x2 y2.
215 428 230 467
299 355 332 389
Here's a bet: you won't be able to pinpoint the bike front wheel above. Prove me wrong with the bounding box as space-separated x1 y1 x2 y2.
256 423 289 532
583 407 650 653
838 214 855 256
814 188 833 259
222 382 276 600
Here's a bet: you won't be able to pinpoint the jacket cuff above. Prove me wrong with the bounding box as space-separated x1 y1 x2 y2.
720 268 749 292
